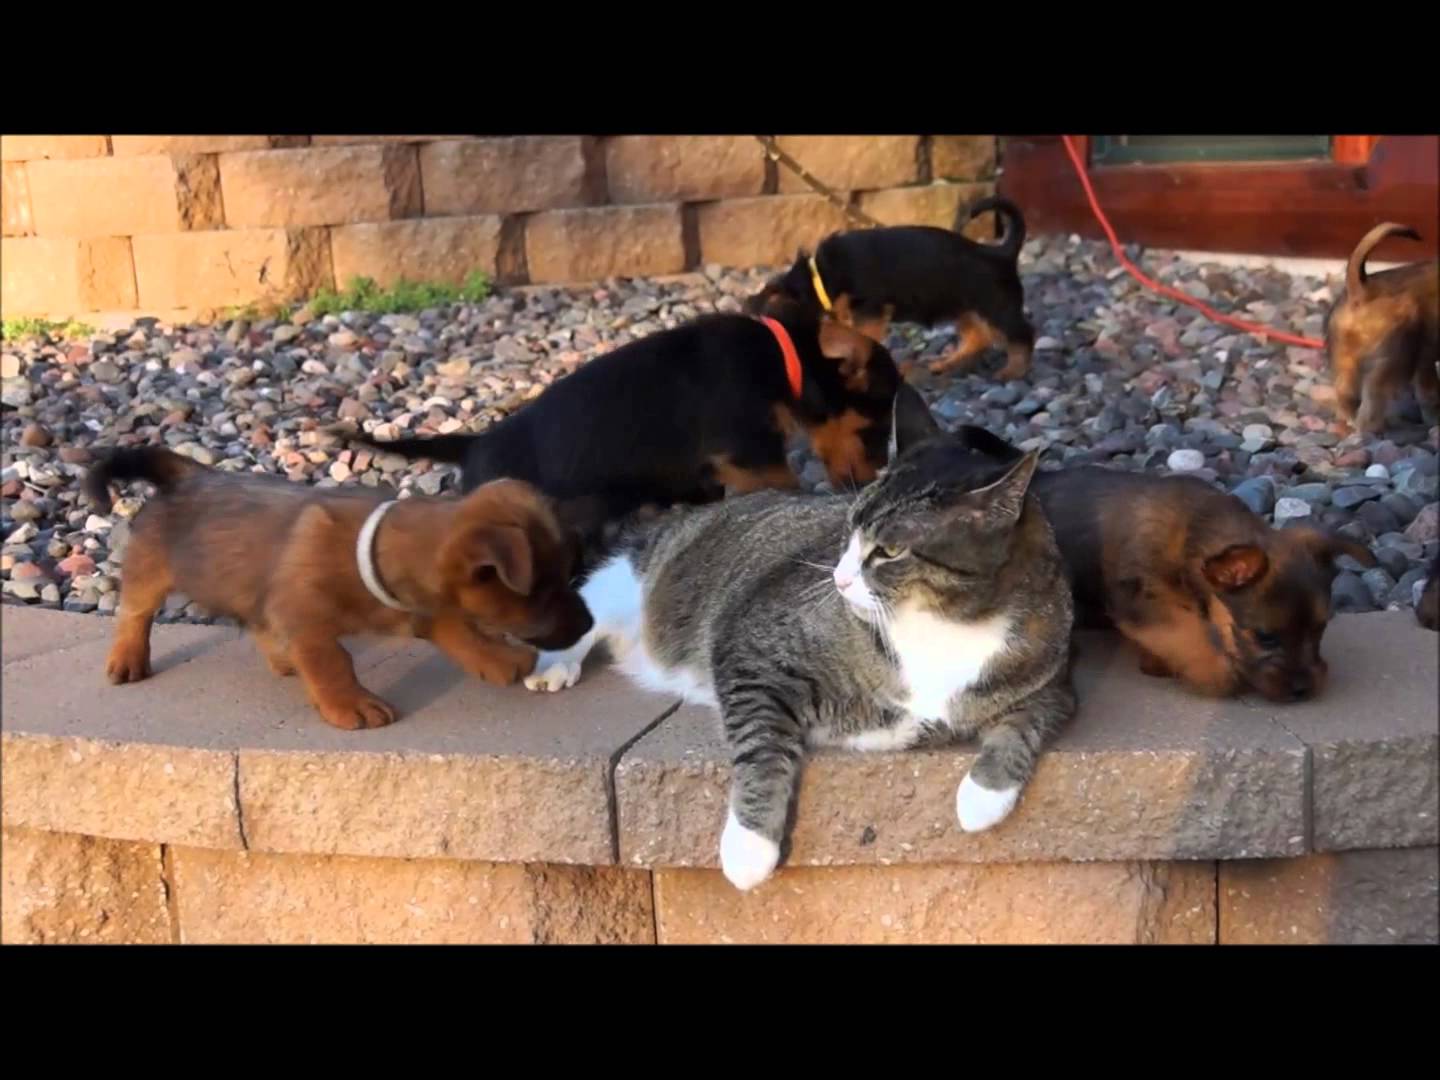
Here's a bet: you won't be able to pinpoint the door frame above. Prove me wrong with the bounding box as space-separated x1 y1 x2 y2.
997 135 1438 261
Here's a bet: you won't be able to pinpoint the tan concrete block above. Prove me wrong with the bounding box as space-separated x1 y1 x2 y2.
27 154 223 236
525 204 685 284
171 847 654 944
1221 848 1438 944
858 181 998 240
110 136 272 156
618 628 1310 870
931 135 997 180
1 731 244 850
655 860 1214 944
605 135 766 204
0 612 678 863
0 236 136 317
1269 611 1438 851
132 227 332 310
1 826 172 944
3 162 34 236
311 135 465 147
697 194 851 269
0 615 246 848
776 136 920 194
0 136 108 161
330 216 501 288
218 145 422 228
419 137 600 215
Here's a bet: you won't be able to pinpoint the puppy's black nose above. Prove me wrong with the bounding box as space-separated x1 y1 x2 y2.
1289 673 1314 700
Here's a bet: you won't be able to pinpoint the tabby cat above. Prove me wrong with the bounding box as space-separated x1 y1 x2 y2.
525 385 1076 890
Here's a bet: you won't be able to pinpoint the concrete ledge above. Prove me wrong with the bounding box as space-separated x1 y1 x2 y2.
618 613 1435 868
1 608 1435 873
1 609 678 864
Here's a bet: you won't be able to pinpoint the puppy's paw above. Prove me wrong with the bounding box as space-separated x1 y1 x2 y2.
955 773 1020 833
482 646 537 686
318 692 397 731
105 647 151 684
719 811 781 891
523 656 583 693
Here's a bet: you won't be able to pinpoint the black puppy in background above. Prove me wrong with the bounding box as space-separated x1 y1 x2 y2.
358 308 903 548
747 195 1035 382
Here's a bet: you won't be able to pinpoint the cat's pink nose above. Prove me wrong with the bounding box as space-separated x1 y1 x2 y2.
834 571 853 590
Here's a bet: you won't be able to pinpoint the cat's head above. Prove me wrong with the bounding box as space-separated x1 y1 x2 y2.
833 383 1039 621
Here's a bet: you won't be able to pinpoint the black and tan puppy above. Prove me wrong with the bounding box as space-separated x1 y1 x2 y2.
745 196 1035 381
85 448 592 730
1031 467 1377 702
1326 222 1439 434
359 309 903 538
1418 552 1439 632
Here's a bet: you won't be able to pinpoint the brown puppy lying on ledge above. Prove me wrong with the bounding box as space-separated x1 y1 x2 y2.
85 448 593 730
1032 467 1377 702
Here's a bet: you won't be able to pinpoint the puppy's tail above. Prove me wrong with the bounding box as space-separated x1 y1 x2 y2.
1346 222 1422 297
84 447 205 513
351 433 474 464
957 195 1027 261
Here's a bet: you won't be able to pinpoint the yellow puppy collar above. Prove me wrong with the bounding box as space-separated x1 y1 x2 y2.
807 255 833 312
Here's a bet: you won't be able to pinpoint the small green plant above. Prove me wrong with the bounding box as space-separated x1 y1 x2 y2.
306 271 491 317
1 317 97 342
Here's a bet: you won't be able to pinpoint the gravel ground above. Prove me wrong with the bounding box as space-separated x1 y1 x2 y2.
3 235 1436 623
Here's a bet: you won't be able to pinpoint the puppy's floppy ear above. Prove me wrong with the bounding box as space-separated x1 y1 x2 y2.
818 318 873 390
465 525 535 595
1203 544 1269 591
1286 525 1378 569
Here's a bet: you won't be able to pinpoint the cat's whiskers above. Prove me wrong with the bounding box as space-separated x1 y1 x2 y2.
872 594 901 667
788 557 837 574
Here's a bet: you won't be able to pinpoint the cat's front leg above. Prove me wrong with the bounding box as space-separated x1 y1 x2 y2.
955 679 1074 833
717 686 808 891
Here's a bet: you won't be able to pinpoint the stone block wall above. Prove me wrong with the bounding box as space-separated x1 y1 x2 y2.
0 135 997 323
6 825 1435 945
2 607 1435 946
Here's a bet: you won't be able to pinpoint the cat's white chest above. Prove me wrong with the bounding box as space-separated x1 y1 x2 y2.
888 606 1011 722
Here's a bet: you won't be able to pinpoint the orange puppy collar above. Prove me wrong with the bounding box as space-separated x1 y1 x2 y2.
758 317 804 400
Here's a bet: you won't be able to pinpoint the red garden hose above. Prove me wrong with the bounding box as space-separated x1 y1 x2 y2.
1059 134 1325 351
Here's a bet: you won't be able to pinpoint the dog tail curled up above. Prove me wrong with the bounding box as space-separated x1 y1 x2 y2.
956 195 1027 262
84 447 207 513
1346 222 1422 297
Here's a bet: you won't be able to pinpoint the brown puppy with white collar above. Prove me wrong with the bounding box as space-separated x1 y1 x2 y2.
85 447 592 730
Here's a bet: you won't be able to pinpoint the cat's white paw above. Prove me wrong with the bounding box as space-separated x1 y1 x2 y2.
956 773 1020 832
719 811 781 891
523 657 583 693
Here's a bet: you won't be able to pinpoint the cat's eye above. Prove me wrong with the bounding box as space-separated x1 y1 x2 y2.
872 543 907 562
1254 631 1282 650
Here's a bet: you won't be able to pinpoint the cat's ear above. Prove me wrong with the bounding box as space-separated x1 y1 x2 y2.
966 450 1039 525
957 424 1025 465
888 382 941 461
